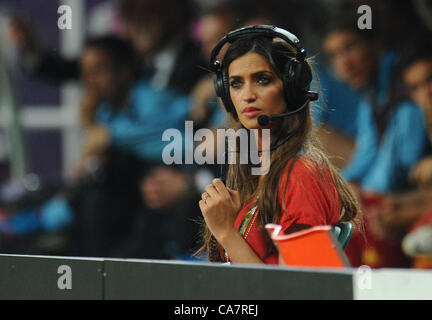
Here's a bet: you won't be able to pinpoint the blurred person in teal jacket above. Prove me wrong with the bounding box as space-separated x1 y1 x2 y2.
322 14 429 196
321 11 429 268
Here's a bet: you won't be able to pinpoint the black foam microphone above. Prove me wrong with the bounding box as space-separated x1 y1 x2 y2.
257 92 318 126
258 113 286 126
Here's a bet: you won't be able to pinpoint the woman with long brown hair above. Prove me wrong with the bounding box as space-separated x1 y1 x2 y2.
198 26 360 264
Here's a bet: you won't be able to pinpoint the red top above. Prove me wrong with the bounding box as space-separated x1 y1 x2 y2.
227 157 341 264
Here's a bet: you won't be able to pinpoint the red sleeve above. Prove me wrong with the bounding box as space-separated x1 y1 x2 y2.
277 158 341 233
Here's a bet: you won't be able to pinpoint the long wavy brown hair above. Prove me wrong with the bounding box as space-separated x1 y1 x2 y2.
197 35 361 261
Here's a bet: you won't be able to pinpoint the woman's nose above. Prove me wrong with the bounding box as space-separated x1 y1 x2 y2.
242 82 257 102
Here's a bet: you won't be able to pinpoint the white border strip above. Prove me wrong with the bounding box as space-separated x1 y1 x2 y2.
353 267 432 300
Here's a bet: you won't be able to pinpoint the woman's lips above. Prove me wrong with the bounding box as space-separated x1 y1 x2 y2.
242 107 262 118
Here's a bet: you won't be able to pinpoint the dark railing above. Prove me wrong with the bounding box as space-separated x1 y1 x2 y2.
1 254 431 300
0 254 353 300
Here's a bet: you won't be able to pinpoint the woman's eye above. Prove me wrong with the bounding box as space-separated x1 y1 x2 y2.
230 80 242 88
258 76 272 85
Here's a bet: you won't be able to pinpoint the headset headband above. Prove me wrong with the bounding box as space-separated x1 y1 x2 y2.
210 25 307 71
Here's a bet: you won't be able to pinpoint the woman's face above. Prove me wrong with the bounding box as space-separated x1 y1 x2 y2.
228 52 286 129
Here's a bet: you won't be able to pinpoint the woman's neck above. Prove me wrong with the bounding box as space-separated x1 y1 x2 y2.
249 128 274 177
250 128 276 152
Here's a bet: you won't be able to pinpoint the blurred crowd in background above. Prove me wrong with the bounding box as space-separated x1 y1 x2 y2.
0 0 432 268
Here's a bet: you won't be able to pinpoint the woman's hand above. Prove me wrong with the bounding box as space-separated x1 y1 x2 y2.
199 178 241 242
199 179 264 264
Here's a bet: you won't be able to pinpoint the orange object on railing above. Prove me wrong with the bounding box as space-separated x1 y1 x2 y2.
265 224 350 269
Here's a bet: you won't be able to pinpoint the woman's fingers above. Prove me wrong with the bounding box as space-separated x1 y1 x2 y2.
199 179 241 219
201 192 210 205
201 184 217 206
199 199 206 208
209 178 241 211
227 187 241 209
211 178 230 199
227 187 239 198
205 183 219 199
198 200 208 215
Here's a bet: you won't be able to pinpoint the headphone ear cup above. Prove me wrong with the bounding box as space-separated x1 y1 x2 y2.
298 60 312 90
215 68 236 117
221 69 236 114
283 59 299 108
213 72 224 100
283 59 313 108
213 68 237 116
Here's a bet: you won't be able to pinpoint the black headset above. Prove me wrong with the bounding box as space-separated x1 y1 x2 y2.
210 25 318 123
